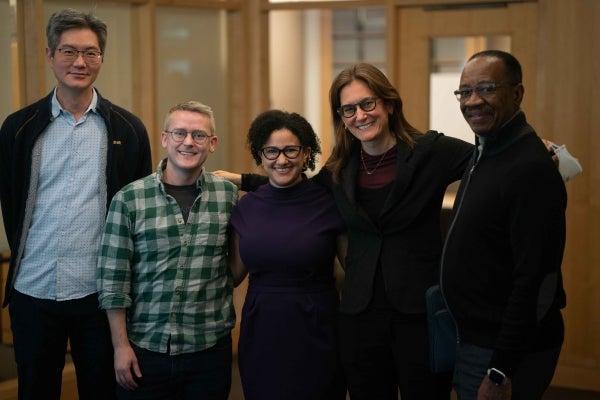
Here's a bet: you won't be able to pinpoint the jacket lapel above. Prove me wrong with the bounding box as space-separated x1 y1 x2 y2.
340 150 359 206
381 140 416 216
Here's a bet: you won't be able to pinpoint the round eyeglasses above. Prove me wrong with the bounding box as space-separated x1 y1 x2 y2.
166 129 213 144
337 97 379 118
56 47 103 64
260 146 303 160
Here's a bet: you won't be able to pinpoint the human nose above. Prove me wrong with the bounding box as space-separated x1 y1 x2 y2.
182 132 196 144
354 105 368 119
72 52 87 66
275 150 289 162
462 89 485 105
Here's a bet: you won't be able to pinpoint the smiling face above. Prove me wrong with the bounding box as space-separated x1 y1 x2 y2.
47 28 103 95
261 128 309 189
459 56 524 136
338 79 395 152
161 110 217 185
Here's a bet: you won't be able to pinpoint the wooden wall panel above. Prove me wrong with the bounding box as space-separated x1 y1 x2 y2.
536 0 600 391
131 2 159 164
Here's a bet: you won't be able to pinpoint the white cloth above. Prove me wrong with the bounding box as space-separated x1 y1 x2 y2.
550 143 583 182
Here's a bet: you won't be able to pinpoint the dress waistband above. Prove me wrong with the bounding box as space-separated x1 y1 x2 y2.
247 279 336 294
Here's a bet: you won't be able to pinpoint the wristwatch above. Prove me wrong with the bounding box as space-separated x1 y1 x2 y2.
487 368 509 386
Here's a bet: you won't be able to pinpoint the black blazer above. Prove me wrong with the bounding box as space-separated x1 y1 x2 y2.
323 131 472 314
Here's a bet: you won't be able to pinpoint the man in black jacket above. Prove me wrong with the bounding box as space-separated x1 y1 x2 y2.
442 50 567 400
0 9 152 400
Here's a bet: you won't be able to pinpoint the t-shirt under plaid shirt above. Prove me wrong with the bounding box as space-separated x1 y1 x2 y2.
97 160 238 355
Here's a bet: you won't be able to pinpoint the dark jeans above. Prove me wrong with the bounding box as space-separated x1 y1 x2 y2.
116 335 232 400
339 309 452 400
453 342 562 400
9 290 115 400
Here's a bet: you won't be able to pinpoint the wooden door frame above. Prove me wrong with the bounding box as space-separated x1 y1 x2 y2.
392 2 538 133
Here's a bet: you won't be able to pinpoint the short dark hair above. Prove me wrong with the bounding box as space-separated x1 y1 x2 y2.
468 50 523 84
247 109 321 172
46 8 108 54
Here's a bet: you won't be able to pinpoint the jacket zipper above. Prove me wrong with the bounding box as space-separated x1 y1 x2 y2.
439 144 483 344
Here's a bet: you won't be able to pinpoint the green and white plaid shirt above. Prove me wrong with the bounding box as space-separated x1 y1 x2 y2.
98 159 238 355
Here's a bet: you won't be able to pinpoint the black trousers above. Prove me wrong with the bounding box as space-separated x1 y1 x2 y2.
116 336 232 400
9 290 116 400
339 309 452 400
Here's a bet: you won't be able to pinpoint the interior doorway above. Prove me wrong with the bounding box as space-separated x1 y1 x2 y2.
394 2 538 133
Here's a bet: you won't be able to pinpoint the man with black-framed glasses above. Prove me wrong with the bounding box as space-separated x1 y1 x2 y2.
0 8 151 400
442 50 568 400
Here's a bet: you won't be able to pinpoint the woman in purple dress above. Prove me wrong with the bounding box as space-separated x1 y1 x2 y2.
229 110 347 400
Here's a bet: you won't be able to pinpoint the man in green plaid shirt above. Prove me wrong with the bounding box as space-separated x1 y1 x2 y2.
97 101 238 399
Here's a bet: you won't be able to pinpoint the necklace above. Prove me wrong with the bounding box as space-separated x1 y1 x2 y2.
360 147 389 175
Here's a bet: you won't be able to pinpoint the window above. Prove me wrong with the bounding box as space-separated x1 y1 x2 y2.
332 7 385 76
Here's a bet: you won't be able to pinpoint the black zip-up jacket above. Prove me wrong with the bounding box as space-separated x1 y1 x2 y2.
0 90 152 306
441 111 567 378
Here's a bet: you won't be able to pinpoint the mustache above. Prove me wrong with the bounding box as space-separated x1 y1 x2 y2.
463 105 490 116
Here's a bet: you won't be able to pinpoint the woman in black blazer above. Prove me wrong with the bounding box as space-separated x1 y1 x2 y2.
324 63 472 399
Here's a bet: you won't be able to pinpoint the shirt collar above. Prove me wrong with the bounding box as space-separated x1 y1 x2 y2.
51 87 99 119
156 158 206 190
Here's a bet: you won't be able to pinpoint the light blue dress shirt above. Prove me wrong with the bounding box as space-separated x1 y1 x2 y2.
15 89 108 301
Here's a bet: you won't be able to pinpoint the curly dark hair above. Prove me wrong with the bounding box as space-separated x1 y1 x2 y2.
247 109 321 172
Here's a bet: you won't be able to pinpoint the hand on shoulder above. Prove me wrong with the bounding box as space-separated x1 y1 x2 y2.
212 170 242 188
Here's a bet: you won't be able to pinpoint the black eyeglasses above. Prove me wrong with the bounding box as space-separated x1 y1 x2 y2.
260 146 303 160
166 129 213 144
337 97 379 118
453 83 520 102
56 47 103 64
